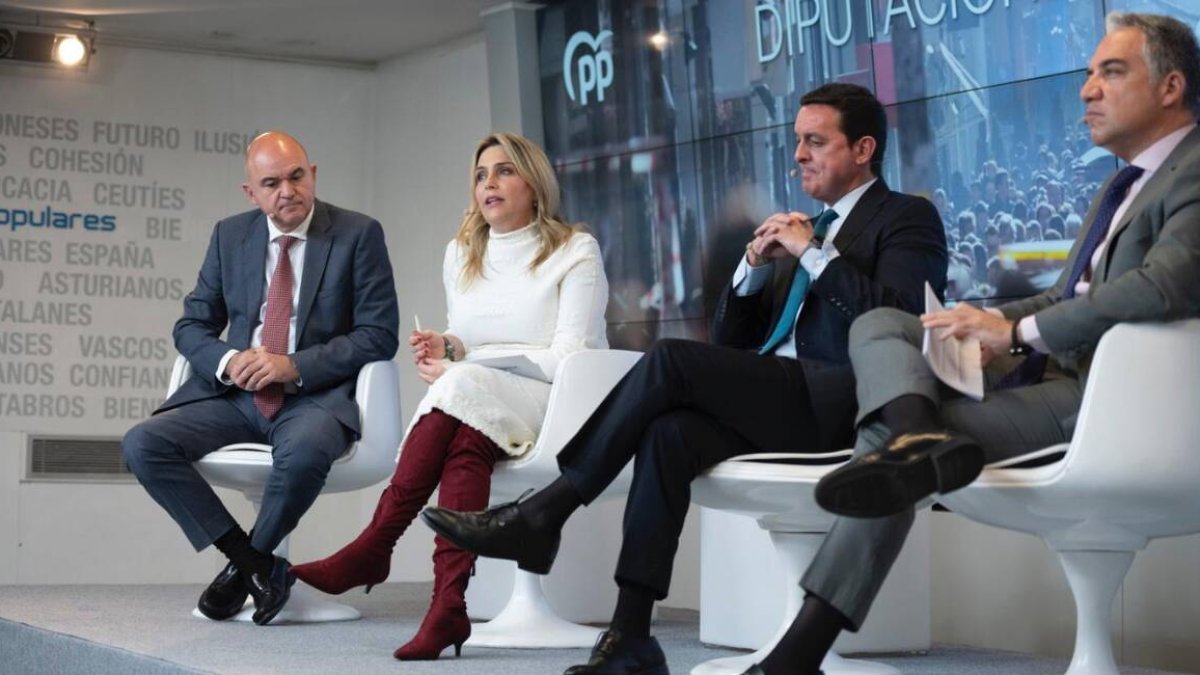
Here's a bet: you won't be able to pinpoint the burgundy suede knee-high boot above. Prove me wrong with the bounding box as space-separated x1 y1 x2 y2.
394 423 501 660
291 410 461 595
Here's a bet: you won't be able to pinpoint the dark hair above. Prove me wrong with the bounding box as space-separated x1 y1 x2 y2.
973 242 987 267
1012 200 1029 220
800 83 888 175
1108 12 1200 117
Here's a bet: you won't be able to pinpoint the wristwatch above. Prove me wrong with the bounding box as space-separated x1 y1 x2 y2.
1009 320 1033 356
443 336 457 362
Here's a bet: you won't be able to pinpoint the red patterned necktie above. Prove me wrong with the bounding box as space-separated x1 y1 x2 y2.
254 235 297 419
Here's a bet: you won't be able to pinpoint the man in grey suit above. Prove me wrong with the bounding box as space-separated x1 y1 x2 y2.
739 12 1200 675
123 132 399 625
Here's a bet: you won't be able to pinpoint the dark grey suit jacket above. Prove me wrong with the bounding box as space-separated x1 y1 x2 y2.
1000 125 1200 382
158 199 400 435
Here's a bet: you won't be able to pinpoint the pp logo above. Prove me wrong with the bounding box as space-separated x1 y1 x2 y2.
563 30 614 105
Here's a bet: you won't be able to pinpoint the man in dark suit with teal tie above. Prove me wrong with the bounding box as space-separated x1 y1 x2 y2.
122 132 399 626
422 83 948 674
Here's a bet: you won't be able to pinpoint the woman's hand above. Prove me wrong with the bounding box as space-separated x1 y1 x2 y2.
409 329 446 364
415 358 447 384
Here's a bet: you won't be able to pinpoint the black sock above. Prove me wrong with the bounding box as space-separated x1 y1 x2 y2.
760 593 847 675
610 583 655 638
879 394 940 437
520 475 582 532
214 526 273 579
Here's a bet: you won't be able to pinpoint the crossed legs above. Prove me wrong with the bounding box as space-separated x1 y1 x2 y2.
123 391 350 623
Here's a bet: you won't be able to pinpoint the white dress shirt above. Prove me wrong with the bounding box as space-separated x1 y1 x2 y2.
1019 124 1195 352
731 178 878 359
216 207 314 383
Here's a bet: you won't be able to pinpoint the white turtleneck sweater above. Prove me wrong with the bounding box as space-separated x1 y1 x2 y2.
405 225 609 456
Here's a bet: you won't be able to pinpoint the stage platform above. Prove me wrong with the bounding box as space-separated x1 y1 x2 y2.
0 582 1187 674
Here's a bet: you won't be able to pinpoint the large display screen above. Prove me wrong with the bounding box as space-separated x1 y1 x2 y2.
538 0 1197 347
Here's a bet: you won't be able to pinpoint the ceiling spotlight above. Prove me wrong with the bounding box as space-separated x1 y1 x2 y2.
649 30 669 51
0 14 94 70
52 34 87 66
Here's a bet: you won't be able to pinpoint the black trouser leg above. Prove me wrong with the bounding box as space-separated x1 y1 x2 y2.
613 409 754 599
558 338 826 504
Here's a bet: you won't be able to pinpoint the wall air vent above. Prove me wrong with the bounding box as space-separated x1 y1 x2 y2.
26 436 134 483
0 28 14 59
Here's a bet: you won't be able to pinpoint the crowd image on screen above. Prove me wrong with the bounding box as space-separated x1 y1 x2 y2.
932 127 1108 304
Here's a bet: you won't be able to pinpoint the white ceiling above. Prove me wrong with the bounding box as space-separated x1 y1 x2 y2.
0 0 510 67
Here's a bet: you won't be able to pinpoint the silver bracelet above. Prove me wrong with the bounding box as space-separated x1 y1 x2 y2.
443 336 457 362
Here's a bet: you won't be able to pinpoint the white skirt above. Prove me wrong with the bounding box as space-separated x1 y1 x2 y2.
401 362 552 458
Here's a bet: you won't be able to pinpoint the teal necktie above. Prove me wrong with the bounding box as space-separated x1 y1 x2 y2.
758 209 838 355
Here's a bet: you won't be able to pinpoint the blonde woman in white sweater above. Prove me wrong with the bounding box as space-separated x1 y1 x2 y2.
291 133 608 660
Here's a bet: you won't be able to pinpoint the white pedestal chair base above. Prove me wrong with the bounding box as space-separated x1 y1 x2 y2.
699 508 930 654
191 584 362 624
170 358 402 626
462 350 643 648
936 321 1200 675
689 530 897 675
693 653 896 675
466 569 602 648
1057 549 1134 675
190 494 363 625
691 454 898 675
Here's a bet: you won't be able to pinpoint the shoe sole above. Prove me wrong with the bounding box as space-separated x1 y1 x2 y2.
420 511 557 575
817 439 983 518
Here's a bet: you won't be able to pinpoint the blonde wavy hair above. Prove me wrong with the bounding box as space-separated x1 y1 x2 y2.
455 133 578 285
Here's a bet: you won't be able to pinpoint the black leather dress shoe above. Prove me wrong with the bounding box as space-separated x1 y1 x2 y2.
421 498 559 574
816 430 984 518
564 629 669 675
246 556 296 625
197 562 249 621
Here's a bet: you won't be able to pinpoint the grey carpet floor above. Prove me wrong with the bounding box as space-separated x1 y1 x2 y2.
0 583 1188 675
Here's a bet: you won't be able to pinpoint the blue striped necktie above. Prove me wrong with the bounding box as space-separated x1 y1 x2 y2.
1060 164 1144 299
758 209 838 355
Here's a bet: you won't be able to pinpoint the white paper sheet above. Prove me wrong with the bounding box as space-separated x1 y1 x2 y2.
921 282 985 401
466 354 550 382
